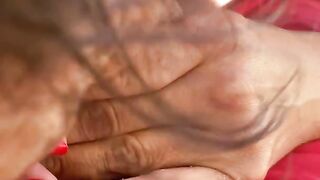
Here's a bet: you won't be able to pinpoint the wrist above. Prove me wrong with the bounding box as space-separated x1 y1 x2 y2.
295 32 320 138
296 32 320 104
254 27 320 166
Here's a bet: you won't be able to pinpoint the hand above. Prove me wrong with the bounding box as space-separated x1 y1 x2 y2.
43 0 320 179
24 163 57 180
0 30 91 179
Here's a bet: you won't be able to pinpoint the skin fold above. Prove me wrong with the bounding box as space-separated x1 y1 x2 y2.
43 1 320 179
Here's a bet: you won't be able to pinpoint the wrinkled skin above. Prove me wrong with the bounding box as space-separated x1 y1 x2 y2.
43 0 320 180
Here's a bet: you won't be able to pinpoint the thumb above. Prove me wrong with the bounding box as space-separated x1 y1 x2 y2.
25 163 57 180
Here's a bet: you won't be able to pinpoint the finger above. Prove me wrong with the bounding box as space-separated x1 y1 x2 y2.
44 128 205 179
126 167 230 180
82 35 203 100
82 0 224 100
25 163 57 180
67 97 159 144
51 138 68 156
176 0 217 16
103 0 183 33
69 68 197 144
82 0 187 100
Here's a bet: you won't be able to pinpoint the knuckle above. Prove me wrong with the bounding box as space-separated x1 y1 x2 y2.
126 41 202 91
205 80 276 146
106 0 181 31
103 102 121 136
208 83 260 121
106 135 152 174
42 157 64 177
79 101 121 139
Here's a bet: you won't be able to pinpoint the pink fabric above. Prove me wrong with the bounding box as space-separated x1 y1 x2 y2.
266 142 320 180
229 0 320 179
231 0 320 31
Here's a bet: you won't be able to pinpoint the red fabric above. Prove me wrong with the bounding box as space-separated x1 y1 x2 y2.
266 142 320 180
231 0 320 31
229 0 320 179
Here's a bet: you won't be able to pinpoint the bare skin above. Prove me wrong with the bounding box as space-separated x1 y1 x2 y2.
41 0 320 180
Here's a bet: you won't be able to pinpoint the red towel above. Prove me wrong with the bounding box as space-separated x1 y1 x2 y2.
230 0 320 179
231 0 320 31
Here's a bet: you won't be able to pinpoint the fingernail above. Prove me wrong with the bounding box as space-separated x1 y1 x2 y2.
51 139 68 156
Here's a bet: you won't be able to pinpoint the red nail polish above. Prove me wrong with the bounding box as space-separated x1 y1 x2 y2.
51 142 68 156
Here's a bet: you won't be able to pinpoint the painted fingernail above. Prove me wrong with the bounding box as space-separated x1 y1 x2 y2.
51 139 68 156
